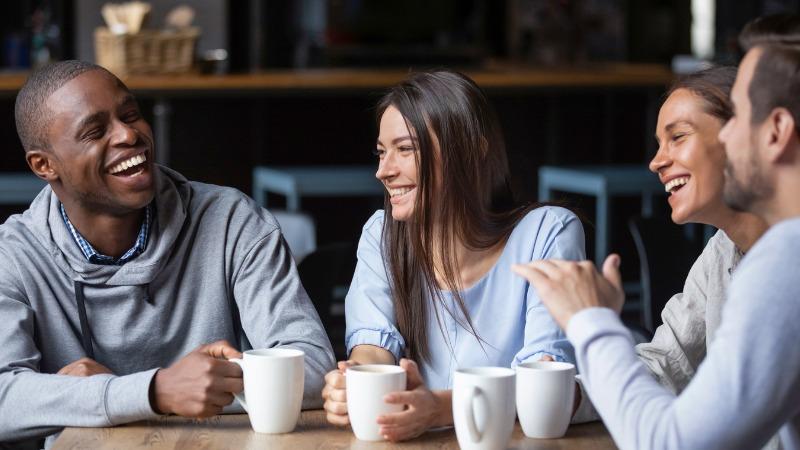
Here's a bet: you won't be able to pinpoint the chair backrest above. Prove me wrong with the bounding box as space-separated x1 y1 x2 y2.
624 321 654 345
628 216 702 333
271 209 317 263
297 241 358 361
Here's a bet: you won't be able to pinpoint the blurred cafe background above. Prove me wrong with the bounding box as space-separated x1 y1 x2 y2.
0 0 794 358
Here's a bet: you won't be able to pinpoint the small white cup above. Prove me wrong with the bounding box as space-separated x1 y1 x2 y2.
453 367 516 450
515 361 576 438
229 348 305 434
346 364 406 441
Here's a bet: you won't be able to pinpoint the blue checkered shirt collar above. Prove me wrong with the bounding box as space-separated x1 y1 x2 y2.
59 203 152 265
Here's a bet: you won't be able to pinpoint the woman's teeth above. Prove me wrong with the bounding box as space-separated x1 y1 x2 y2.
389 187 413 198
109 154 146 174
665 177 689 193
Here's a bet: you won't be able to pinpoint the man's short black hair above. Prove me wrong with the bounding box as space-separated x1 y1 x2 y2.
14 60 110 153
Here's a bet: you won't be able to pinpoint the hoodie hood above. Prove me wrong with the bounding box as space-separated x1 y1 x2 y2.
22 165 191 286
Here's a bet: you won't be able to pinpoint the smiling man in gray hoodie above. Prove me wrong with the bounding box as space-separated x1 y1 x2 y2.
0 60 335 446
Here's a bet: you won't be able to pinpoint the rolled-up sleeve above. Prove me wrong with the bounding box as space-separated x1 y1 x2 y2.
345 212 405 362
514 209 585 366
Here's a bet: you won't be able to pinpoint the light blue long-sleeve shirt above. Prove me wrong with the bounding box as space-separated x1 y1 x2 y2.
345 206 585 389
568 216 800 450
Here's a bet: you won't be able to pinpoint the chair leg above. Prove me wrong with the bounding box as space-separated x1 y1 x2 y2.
595 193 609 267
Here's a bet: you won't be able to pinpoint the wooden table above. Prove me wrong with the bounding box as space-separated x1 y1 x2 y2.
53 410 616 449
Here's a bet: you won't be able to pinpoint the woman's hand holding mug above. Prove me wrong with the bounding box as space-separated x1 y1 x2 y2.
322 360 357 425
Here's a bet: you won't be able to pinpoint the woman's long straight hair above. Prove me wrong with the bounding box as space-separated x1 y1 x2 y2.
376 70 537 364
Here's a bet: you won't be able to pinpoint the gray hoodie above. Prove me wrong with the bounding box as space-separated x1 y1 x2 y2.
0 166 335 442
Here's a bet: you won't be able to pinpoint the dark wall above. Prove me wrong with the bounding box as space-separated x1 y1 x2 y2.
627 0 691 63
715 0 800 63
115 86 656 246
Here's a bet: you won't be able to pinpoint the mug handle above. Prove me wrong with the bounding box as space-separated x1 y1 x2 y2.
463 386 484 443
229 358 248 412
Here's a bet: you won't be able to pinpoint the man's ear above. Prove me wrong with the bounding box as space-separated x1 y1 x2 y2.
25 148 60 182
764 107 798 164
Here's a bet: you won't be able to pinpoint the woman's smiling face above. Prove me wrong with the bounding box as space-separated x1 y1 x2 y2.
650 88 730 225
375 105 420 222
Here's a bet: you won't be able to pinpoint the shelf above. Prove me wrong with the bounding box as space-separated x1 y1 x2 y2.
0 63 673 96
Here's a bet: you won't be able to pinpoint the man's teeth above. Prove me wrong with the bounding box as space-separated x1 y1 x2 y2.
109 154 146 174
664 177 690 193
389 187 414 198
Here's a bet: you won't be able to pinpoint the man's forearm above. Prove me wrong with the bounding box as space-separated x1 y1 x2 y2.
0 369 159 442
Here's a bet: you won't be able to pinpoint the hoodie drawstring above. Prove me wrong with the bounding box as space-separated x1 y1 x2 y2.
73 281 95 359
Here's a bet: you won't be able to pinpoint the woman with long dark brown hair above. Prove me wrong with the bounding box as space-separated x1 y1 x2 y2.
320 70 585 440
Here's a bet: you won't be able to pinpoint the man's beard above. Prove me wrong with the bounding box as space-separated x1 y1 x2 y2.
722 145 773 213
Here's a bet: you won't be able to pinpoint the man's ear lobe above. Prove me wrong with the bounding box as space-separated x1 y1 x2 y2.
26 149 59 182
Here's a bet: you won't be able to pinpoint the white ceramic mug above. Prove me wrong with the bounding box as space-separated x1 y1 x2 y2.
346 364 406 441
229 348 305 434
515 361 576 438
453 367 516 450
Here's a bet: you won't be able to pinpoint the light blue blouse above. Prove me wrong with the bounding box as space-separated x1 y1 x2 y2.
344 206 586 389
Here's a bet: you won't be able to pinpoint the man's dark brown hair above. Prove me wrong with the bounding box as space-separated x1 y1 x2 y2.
739 13 800 51
749 45 800 134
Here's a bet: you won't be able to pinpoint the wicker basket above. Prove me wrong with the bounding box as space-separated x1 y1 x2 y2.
94 27 199 75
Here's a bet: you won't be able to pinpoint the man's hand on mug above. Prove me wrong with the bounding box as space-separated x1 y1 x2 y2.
151 340 243 417
512 254 625 330
322 360 357 426
57 357 114 377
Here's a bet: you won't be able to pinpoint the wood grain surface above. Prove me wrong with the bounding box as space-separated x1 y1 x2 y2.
52 409 617 450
